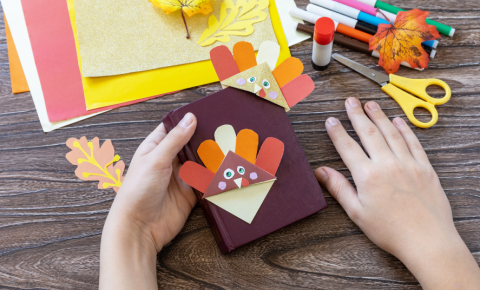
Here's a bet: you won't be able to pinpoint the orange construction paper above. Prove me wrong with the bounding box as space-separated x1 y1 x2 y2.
233 42 257 72
179 161 215 193
198 140 225 173
272 57 304 88
5 17 29 94
281 75 315 108
235 129 259 164
210 46 240 82
255 137 284 176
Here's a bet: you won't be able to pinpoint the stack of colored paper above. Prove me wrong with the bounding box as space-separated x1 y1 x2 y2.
3 0 291 132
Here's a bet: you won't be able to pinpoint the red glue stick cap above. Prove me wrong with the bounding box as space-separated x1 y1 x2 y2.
314 17 335 45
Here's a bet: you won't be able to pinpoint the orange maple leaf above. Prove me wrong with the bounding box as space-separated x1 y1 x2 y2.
369 9 440 74
66 137 125 193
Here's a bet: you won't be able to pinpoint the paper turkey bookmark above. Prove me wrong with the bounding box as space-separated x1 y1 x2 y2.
210 41 315 111
179 125 284 224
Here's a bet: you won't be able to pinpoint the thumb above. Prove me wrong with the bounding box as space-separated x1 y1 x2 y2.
315 166 362 219
151 113 197 167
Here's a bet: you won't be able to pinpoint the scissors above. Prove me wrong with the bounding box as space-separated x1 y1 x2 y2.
332 54 452 128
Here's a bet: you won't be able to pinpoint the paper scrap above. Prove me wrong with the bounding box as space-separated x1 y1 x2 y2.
272 56 304 87
256 40 280 70
255 137 284 175
214 125 237 156
281 74 315 108
2 0 104 132
5 17 29 94
66 137 125 192
210 46 240 81
73 0 276 77
274 0 310 46
233 42 257 72
235 129 259 164
198 140 225 173
206 180 275 223
198 0 270 47
179 161 215 193
66 0 290 110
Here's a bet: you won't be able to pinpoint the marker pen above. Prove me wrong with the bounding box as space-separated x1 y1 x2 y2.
308 0 438 48
354 0 455 37
296 23 424 71
332 0 377 16
306 4 378 35
289 7 372 43
312 17 335 71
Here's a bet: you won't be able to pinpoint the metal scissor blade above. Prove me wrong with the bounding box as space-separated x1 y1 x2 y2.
332 54 390 86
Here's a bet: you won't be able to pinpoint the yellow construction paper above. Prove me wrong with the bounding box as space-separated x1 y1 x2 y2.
74 0 275 77
206 179 275 223
67 0 290 110
214 125 237 156
198 0 269 47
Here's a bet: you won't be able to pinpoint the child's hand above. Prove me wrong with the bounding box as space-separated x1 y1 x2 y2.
100 113 197 290
315 98 480 289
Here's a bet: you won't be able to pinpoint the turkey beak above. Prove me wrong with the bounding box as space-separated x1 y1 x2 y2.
234 178 242 188
254 83 262 94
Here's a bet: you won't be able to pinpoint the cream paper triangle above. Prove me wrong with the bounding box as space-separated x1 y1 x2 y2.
205 180 275 224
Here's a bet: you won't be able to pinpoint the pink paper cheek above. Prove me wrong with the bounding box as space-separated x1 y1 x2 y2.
236 78 246 85
218 181 226 190
250 172 258 180
269 91 278 99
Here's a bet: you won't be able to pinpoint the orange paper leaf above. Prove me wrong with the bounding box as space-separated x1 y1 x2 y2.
369 9 440 74
66 137 125 192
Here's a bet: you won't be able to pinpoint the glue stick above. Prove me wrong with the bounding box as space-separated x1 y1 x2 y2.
312 17 335 71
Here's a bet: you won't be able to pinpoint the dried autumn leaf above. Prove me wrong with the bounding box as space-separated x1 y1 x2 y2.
66 137 125 193
369 9 440 74
197 0 269 47
149 0 213 38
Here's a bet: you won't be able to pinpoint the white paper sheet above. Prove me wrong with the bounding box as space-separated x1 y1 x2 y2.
2 0 104 132
275 0 311 47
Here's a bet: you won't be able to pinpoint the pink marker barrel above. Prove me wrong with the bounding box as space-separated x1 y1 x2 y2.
332 0 377 16
312 17 335 71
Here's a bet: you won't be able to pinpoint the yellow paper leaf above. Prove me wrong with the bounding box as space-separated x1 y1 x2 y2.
197 0 269 46
66 137 125 192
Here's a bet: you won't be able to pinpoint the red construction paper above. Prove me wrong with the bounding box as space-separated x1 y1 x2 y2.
281 75 315 108
255 137 284 175
179 161 215 193
235 129 258 164
233 42 257 72
203 151 276 198
210 46 240 82
21 0 170 122
198 139 225 173
272 57 304 88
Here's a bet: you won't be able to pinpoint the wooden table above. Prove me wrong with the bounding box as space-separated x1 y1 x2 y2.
1 0 479 288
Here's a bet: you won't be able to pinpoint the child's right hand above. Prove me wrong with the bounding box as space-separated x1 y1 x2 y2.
315 97 480 289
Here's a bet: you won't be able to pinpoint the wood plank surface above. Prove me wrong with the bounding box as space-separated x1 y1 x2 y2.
1 0 479 288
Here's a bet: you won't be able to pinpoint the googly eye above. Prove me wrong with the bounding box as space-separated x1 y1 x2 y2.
262 79 270 89
247 77 256 83
237 166 245 175
224 168 235 179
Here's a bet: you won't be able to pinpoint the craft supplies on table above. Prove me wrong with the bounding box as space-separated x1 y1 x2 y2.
311 18 335 71
333 54 451 128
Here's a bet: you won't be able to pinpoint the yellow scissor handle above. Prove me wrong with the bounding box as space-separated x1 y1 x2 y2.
382 83 438 128
389 74 452 105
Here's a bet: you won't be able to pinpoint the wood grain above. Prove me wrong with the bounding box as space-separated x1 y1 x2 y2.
1 0 479 288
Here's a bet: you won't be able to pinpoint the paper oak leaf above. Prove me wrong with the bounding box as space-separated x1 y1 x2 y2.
369 9 440 74
149 0 213 39
197 0 269 47
66 137 125 193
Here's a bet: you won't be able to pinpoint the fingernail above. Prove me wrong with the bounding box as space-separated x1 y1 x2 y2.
179 113 194 128
327 117 339 126
315 167 329 183
347 97 359 108
367 102 380 111
393 117 406 127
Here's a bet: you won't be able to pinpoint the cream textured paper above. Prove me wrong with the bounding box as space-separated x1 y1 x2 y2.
74 0 277 77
